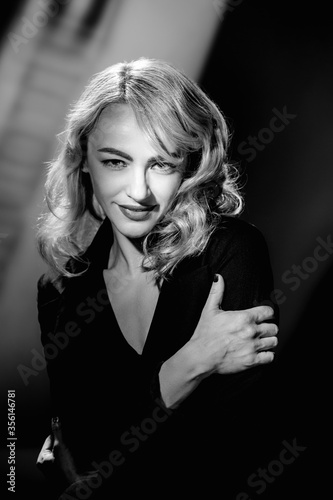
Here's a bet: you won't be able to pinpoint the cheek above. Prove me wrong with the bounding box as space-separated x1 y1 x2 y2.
88 173 118 207
154 175 182 204
89 167 118 193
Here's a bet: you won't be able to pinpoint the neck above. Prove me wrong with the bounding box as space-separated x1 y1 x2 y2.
107 228 146 278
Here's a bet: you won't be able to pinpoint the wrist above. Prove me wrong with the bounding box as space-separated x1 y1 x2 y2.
184 337 217 380
159 340 215 409
161 341 205 385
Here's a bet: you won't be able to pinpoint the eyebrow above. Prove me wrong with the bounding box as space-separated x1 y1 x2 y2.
97 147 183 163
97 147 133 161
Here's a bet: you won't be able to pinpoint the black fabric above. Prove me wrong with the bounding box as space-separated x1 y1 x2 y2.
37 215 278 498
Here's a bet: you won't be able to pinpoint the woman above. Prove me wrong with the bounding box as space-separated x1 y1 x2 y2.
36 58 278 498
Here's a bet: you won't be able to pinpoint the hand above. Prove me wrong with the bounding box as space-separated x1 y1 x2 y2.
36 417 79 488
189 274 278 375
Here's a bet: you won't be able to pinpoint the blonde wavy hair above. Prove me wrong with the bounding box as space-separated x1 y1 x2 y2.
37 57 243 283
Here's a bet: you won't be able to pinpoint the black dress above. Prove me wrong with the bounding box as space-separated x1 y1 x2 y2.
37 216 278 498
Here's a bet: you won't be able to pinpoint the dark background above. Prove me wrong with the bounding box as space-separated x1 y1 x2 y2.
201 0 331 497
0 0 331 498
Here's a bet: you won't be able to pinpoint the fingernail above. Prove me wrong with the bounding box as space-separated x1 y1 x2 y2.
51 416 60 431
213 274 219 282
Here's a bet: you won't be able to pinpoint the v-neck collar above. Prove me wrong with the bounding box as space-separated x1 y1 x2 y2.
79 217 214 360
107 276 167 357
82 218 169 357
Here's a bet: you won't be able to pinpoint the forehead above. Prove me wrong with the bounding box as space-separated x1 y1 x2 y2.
88 103 177 154
90 104 137 143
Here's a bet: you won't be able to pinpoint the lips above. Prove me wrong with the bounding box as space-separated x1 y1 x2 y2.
117 204 157 221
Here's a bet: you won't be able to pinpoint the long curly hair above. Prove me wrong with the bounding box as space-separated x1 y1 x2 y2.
37 57 243 283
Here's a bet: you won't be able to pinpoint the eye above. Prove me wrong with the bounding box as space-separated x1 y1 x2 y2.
151 161 178 173
101 159 127 170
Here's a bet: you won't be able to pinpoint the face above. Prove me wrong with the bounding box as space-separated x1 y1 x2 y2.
83 104 184 240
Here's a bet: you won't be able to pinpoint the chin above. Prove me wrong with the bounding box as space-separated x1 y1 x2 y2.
114 220 156 240
126 228 152 239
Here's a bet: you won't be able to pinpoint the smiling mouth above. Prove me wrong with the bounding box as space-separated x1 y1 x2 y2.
117 204 157 221
118 204 156 212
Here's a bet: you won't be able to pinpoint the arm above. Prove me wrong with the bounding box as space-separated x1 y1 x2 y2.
158 221 279 409
159 275 278 408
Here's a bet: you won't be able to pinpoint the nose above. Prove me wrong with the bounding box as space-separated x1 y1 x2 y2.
126 166 151 202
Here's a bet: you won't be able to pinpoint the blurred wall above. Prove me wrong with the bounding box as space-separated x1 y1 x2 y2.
0 0 224 497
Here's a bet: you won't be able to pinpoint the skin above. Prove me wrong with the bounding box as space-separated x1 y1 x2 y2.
83 103 184 275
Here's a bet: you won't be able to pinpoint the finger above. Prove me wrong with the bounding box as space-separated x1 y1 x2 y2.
36 435 55 466
256 323 279 338
51 416 62 448
41 434 54 453
255 336 278 352
203 274 225 313
256 350 275 364
246 305 275 324
36 449 55 466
